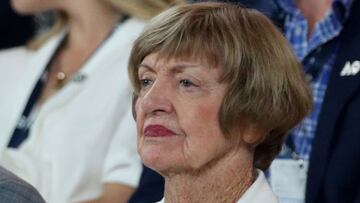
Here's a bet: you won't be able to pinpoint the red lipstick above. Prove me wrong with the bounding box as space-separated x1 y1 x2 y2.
144 125 176 137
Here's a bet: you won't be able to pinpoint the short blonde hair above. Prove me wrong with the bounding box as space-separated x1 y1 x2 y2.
128 2 312 170
28 0 186 50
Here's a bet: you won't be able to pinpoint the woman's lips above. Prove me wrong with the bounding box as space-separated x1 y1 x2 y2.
144 125 176 137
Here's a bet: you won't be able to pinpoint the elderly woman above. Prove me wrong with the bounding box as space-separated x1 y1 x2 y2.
128 2 312 203
0 0 184 202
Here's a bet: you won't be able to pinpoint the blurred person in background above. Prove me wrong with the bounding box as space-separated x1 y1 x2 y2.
0 0 184 202
221 0 360 203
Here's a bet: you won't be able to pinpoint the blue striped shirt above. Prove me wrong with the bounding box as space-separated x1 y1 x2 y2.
277 0 353 159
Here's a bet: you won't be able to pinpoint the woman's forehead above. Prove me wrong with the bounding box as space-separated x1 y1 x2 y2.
140 52 221 70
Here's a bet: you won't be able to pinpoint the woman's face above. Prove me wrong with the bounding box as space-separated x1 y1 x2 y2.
135 53 235 174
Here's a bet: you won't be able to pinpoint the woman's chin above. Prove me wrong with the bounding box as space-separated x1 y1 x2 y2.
140 146 178 173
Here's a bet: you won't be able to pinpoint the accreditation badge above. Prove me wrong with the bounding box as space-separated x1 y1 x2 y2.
269 158 309 203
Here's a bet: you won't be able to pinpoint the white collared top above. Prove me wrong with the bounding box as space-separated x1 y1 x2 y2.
0 18 146 203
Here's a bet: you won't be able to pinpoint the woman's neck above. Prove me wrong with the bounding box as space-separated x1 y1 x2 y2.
37 1 122 104
55 1 121 74
64 2 121 53
163 149 255 203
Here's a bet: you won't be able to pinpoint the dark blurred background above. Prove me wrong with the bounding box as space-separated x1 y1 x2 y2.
0 0 35 49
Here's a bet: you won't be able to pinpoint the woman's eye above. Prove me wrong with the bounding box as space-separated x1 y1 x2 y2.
140 79 153 88
180 79 196 87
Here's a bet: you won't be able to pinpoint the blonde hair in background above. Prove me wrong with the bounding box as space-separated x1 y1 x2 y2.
27 0 186 50
108 0 187 20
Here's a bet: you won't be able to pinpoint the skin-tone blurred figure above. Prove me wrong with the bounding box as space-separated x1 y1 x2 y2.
11 0 125 104
128 2 312 202
0 0 184 202
11 0 184 103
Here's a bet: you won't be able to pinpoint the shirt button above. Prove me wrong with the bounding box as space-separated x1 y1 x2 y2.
295 27 302 36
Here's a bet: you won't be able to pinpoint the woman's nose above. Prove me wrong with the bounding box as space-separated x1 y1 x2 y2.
139 78 174 117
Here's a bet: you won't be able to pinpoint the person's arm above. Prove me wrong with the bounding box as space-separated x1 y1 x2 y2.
81 183 135 203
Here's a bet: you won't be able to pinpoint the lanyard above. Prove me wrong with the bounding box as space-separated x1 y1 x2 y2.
7 55 56 148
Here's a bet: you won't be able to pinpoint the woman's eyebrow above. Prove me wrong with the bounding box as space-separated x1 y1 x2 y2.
138 63 155 72
138 62 204 73
170 63 203 74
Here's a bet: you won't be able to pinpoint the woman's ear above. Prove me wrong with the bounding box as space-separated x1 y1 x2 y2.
241 124 268 146
228 123 268 148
